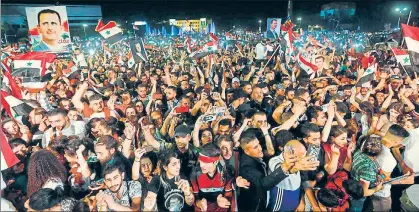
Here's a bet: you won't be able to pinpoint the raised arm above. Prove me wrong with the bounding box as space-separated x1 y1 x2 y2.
71 81 89 112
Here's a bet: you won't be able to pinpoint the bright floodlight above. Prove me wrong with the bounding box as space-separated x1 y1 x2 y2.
403 7 408 11
258 20 262 23
297 17 302 21
83 24 88 27
395 8 400 12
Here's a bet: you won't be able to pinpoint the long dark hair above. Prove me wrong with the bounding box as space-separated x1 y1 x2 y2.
158 149 181 192
27 150 68 197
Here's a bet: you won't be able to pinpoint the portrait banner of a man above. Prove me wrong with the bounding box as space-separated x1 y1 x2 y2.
265 18 282 40
25 6 72 53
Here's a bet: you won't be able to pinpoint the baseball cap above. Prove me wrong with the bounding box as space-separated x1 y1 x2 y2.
174 125 191 137
232 77 240 83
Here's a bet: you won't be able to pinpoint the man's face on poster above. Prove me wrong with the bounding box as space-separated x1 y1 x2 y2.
37 12 62 44
315 57 324 70
270 20 277 30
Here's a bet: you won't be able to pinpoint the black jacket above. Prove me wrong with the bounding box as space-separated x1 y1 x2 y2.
238 153 288 211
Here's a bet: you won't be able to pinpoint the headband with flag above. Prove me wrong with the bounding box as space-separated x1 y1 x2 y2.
198 153 220 163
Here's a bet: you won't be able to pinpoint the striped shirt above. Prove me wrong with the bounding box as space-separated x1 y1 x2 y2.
351 150 378 185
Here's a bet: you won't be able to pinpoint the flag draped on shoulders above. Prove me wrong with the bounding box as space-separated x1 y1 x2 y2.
95 19 123 45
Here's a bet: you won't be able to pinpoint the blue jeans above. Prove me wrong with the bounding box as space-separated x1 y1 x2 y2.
350 197 366 212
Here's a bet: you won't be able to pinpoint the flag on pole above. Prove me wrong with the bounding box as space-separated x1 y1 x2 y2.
1 90 33 118
1 131 20 171
95 19 123 45
356 63 377 86
297 53 318 79
401 24 419 53
1 61 22 99
391 47 411 66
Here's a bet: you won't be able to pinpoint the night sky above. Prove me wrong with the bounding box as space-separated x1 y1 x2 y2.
3 0 418 31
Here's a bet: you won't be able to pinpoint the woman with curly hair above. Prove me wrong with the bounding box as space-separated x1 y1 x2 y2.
26 149 68 197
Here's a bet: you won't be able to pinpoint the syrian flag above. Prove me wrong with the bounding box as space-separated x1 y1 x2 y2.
11 59 47 90
189 34 219 59
1 61 22 99
226 32 235 41
1 90 33 118
391 48 411 66
297 53 318 79
95 19 123 46
127 52 135 68
1 131 20 171
130 38 148 63
356 63 377 86
189 42 218 58
117 56 124 65
184 36 192 54
401 24 419 53
209 33 219 42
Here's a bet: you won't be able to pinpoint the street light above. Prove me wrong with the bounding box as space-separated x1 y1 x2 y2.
258 20 262 32
395 7 409 29
297 17 302 26
83 24 88 38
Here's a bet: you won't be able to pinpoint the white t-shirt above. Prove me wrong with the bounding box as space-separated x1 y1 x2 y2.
403 128 419 172
374 145 397 198
255 43 267 60
268 154 301 191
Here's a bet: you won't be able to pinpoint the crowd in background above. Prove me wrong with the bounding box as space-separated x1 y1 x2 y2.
1 23 419 212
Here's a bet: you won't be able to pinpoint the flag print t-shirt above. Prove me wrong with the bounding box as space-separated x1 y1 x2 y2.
148 175 193 212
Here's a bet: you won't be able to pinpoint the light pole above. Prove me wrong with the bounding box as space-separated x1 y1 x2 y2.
395 7 408 29
83 24 88 38
297 17 302 27
258 20 262 32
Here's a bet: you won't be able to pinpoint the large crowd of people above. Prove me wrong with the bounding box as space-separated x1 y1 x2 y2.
1 17 419 212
